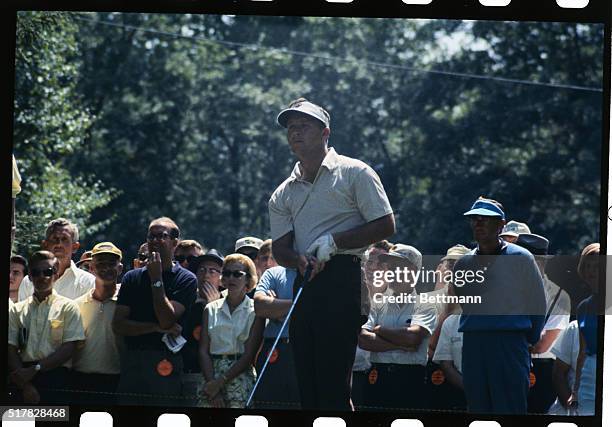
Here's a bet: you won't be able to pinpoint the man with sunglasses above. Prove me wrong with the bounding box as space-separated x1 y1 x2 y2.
8 251 85 404
235 236 263 261
112 217 197 406
174 239 205 269
451 197 546 414
18 218 95 301
269 98 395 411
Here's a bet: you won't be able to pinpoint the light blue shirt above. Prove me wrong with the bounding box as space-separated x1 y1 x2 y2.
255 266 296 339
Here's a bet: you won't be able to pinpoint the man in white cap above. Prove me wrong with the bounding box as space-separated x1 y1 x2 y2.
269 97 395 411
235 236 264 261
499 220 531 243
358 244 437 410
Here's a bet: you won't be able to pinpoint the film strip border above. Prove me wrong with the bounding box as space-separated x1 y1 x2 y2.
3 0 611 426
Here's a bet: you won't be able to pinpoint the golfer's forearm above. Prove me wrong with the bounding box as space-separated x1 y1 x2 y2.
332 214 395 250
272 242 301 269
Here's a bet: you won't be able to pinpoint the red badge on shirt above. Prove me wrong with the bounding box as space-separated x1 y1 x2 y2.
431 369 445 385
529 371 536 388
157 359 174 377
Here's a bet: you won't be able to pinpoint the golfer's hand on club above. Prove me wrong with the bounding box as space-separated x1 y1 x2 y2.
302 233 337 280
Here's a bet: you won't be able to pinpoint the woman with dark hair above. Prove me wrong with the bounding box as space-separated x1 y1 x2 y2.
198 253 264 408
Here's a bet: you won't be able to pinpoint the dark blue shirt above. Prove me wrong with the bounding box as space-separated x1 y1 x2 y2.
576 295 597 356
117 262 197 350
453 241 546 344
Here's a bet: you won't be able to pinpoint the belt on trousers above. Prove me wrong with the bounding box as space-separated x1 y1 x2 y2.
211 353 243 361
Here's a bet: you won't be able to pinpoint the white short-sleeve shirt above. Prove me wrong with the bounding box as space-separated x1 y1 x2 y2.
362 290 437 365
206 295 255 355
533 275 571 359
547 320 579 415
432 314 463 373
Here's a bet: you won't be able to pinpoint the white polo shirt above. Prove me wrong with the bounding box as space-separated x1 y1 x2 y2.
18 261 95 302
548 321 579 415
269 147 393 256
362 290 437 365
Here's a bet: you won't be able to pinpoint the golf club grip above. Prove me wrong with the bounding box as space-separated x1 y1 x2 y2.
303 263 313 283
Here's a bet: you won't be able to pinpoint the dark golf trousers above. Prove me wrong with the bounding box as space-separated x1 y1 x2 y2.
290 255 363 411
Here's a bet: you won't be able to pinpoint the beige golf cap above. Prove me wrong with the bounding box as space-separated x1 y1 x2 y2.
235 236 264 252
441 244 471 262
379 244 423 270
499 220 531 238
277 98 330 128
91 242 123 261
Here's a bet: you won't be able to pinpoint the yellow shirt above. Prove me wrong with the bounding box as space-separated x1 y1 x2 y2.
8 290 85 363
72 288 122 374
206 295 255 355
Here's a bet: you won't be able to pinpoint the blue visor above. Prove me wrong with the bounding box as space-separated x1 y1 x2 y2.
463 200 505 219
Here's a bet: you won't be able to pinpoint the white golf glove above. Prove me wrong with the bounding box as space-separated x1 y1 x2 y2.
306 234 337 262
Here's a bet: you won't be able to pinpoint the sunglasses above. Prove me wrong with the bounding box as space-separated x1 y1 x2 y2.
147 232 173 241
138 253 149 262
175 255 197 264
221 270 248 278
30 267 55 278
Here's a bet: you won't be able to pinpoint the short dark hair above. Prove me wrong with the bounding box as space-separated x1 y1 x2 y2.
28 250 59 272
10 255 28 275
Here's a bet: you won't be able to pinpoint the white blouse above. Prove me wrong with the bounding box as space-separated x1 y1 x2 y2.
206 295 255 355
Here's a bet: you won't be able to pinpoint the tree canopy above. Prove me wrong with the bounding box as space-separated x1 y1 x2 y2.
12 12 604 259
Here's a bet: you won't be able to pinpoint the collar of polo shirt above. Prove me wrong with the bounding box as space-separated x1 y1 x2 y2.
290 147 341 181
32 289 59 305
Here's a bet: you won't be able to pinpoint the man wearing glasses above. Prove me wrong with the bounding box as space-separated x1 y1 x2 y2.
112 217 197 406
269 98 395 411
8 251 85 404
452 197 546 414
174 239 205 269
182 248 225 404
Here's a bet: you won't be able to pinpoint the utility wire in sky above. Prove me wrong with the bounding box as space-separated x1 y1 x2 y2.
73 15 603 93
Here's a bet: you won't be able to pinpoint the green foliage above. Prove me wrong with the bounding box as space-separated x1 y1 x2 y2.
13 11 117 257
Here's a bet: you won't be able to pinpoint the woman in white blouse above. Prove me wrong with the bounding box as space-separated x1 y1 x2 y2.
198 253 264 408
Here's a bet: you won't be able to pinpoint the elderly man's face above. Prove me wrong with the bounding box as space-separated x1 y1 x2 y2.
43 226 78 264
